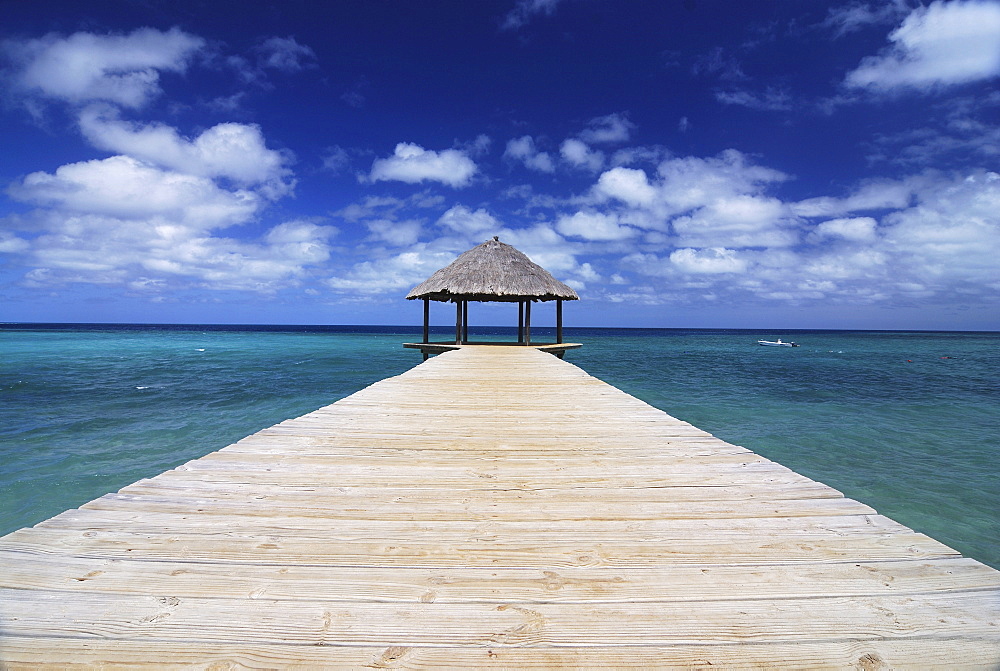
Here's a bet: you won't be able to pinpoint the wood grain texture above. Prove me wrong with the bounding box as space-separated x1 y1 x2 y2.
2 345 998 668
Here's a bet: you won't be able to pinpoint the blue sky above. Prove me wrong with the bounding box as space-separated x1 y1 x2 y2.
1 0 998 329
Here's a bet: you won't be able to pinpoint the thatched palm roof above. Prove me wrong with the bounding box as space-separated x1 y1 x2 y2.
407 237 580 302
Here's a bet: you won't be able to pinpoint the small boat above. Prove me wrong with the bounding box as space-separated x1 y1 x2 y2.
758 338 798 347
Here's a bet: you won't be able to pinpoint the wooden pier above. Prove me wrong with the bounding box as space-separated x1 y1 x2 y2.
2 346 999 668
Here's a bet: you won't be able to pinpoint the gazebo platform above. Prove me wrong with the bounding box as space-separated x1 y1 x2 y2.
2 346 999 667
403 341 582 358
406 237 580 349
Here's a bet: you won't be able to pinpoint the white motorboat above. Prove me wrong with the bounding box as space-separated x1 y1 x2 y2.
758 338 798 347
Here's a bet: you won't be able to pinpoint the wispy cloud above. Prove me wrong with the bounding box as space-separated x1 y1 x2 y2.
715 87 794 111
256 36 316 72
691 46 747 81
820 0 912 38
579 112 635 144
500 0 564 31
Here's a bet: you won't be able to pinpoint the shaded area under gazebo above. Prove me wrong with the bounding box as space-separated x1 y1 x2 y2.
404 237 580 357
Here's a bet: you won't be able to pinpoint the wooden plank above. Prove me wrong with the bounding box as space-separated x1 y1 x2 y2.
70 491 877 521
143 468 815 489
216 434 754 452
34 510 913 536
4 588 999 645
217 444 755 459
3 638 1000 670
3 553 996 602
0 527 957 567
114 479 846 502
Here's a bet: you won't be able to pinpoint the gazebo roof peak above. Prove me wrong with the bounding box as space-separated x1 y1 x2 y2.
406 237 580 303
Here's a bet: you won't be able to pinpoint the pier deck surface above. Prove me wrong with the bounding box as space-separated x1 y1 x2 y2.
2 346 999 668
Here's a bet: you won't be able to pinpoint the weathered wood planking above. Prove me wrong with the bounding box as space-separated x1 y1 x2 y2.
2 345 999 669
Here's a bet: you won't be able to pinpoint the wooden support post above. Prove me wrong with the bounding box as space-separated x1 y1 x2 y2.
462 300 469 344
556 299 563 344
524 300 532 346
423 298 429 344
518 301 524 344
454 300 462 345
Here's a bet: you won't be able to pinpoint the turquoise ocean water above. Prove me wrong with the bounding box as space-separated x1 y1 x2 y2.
2 324 998 569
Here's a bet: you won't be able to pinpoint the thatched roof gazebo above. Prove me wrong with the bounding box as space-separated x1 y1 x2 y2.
406 236 579 348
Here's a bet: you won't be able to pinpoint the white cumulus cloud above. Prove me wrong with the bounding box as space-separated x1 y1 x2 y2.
845 0 1000 91
670 247 748 274
365 218 422 247
655 149 789 214
10 155 259 229
3 27 204 109
556 211 636 241
9 210 334 293
0 231 30 253
326 248 458 294
5 155 333 292
882 171 1000 284
504 136 555 172
593 167 657 207
560 138 604 172
672 195 798 248
369 143 478 187
437 205 502 236
79 106 294 197
810 217 879 242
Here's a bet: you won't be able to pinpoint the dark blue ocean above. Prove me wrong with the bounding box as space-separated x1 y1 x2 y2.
2 324 998 569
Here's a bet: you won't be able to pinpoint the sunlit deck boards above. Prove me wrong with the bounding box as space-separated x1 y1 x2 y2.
2 345 999 668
